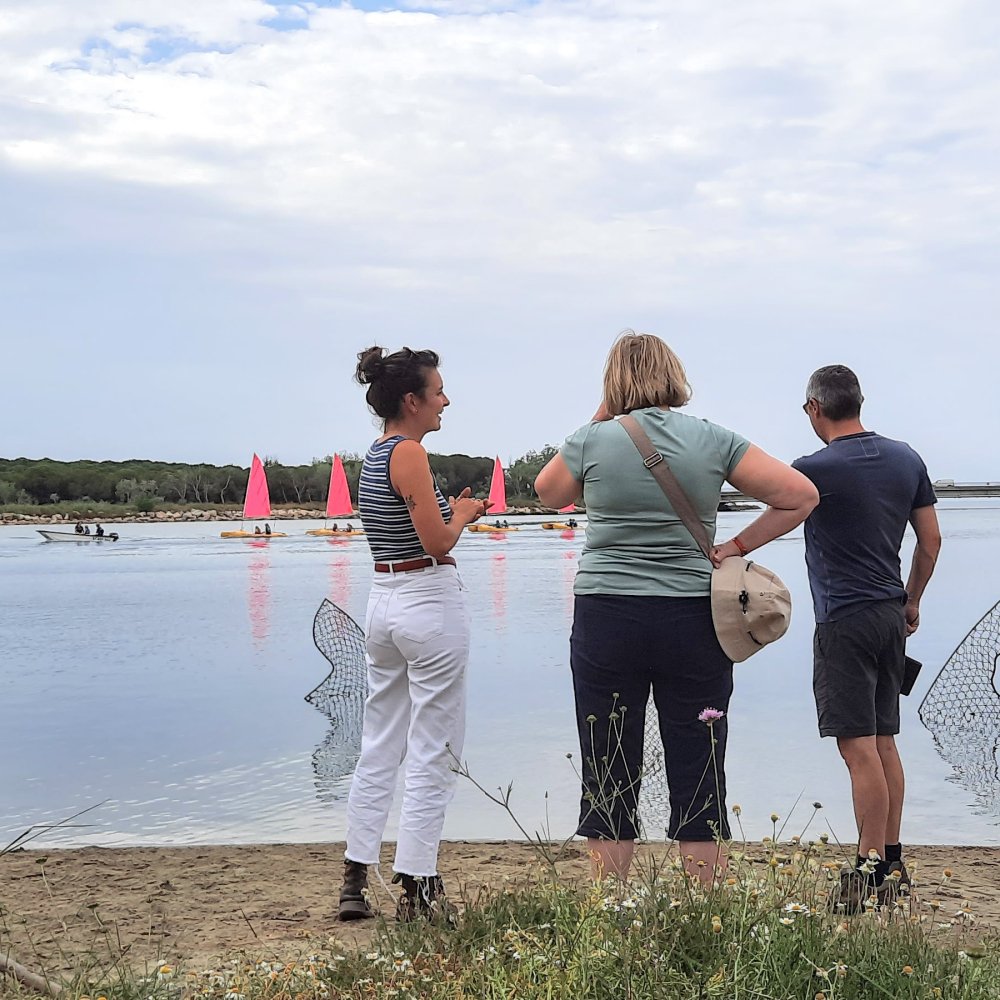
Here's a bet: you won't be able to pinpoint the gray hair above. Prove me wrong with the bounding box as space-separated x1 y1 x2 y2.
805 365 864 421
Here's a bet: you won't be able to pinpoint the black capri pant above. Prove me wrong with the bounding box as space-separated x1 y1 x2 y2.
570 593 734 842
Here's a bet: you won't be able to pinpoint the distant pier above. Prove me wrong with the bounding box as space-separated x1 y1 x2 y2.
721 482 1000 502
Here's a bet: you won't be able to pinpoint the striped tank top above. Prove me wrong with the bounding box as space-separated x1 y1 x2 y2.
359 435 452 562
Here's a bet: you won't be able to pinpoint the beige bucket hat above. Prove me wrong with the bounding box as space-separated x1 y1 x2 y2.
711 557 792 663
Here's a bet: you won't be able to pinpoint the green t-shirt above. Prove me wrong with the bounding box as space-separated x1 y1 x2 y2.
560 407 750 597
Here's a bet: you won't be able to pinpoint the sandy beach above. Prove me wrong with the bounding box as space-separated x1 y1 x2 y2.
2 840 998 976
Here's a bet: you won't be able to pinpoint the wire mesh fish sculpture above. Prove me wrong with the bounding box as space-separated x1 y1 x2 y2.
638 697 673 837
919 598 1000 814
305 599 367 803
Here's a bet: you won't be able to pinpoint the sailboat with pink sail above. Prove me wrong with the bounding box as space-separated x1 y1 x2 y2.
220 453 288 538
306 455 364 536
468 457 520 532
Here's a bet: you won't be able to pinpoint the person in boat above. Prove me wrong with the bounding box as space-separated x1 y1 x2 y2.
332 522 339 532
75 522 84 534
338 344 489 924
264 523 272 535
567 518 578 528
83 525 91 534
493 519 502 528
95 524 105 537
535 330 817 884
254 525 262 535
502 519 509 528
794 365 940 911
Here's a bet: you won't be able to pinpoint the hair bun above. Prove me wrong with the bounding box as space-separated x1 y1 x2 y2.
355 346 385 385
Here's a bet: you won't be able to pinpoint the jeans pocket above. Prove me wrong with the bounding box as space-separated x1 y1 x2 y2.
365 592 387 642
394 585 445 644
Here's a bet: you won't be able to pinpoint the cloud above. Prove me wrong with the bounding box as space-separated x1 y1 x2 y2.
1 1 998 471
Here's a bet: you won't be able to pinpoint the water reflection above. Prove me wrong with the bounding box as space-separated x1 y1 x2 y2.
919 598 1000 814
563 550 576 616
305 599 367 803
491 552 507 627
247 543 271 645
328 552 351 608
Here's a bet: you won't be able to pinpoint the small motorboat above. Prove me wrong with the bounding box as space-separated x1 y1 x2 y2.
38 530 119 542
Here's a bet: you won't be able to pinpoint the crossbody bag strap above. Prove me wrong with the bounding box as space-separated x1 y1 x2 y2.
618 413 714 561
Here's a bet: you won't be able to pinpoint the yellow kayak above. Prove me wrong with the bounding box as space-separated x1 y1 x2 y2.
305 528 366 536
220 530 288 538
541 522 574 530
467 523 520 532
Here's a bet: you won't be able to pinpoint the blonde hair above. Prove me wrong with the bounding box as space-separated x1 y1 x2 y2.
602 330 692 415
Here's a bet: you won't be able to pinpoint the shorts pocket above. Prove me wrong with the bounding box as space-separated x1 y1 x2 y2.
393 585 446 644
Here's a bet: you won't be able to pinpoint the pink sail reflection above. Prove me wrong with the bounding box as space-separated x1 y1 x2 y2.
328 554 351 607
248 546 271 645
491 551 507 626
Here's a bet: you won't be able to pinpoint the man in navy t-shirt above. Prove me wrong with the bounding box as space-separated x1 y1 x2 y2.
793 365 940 913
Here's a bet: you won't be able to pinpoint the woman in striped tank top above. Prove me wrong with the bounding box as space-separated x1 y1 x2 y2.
338 345 490 923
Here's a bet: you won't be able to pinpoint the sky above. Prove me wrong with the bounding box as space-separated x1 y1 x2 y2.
2 0 998 478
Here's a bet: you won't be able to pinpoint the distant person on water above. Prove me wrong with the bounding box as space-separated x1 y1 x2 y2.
95 524 105 537
75 522 84 534
535 330 817 883
264 523 272 535
83 525 91 535
332 522 339 532
254 525 262 535
338 344 490 923
794 365 940 912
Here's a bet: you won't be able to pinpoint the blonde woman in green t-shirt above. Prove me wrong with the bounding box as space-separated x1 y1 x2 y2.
535 331 817 883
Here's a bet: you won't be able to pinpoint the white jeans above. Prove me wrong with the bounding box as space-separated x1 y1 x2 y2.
345 563 470 877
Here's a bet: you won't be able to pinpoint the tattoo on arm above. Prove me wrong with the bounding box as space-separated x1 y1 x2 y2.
404 494 416 511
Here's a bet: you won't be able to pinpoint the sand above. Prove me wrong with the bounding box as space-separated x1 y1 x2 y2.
1 841 997 976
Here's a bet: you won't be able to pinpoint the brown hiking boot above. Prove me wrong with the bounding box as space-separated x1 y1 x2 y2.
392 873 456 924
882 860 915 908
338 860 374 921
829 869 883 915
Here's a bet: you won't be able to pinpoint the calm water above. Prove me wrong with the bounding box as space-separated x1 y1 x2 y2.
3 503 1000 849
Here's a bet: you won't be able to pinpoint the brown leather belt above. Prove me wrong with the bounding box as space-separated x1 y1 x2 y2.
373 555 456 573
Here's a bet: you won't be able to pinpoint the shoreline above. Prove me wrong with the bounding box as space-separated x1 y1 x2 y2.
0 507 561 527
2 840 996 971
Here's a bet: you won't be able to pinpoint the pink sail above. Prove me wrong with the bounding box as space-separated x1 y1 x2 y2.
558 503 576 513
488 456 507 515
326 455 354 517
242 453 272 520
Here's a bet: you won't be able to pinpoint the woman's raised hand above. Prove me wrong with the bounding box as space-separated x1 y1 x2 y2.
449 487 489 523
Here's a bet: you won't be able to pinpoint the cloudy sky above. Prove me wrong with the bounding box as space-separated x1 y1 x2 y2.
2 0 998 478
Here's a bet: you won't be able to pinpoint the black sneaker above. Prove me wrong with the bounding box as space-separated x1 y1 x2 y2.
338 860 375 921
392 872 455 924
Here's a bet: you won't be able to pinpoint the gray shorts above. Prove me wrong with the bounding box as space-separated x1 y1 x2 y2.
813 599 907 738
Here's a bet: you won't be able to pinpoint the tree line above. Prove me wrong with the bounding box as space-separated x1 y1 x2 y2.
0 447 560 509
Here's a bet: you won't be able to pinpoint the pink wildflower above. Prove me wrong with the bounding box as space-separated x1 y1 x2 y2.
699 708 725 724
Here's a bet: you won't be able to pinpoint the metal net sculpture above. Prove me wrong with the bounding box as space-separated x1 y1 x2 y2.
919 599 1000 814
305 599 367 803
638 697 673 837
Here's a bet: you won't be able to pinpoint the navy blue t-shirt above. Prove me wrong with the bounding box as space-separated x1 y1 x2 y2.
792 432 936 623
